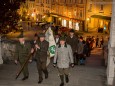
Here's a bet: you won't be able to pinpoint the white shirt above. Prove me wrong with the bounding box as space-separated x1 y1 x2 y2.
56 38 59 43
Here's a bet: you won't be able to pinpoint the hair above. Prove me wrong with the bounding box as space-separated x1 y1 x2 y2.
58 42 67 48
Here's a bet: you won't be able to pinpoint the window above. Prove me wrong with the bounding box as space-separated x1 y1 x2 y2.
88 4 92 11
80 10 82 18
70 0 72 3
100 4 104 11
64 0 67 3
80 0 83 4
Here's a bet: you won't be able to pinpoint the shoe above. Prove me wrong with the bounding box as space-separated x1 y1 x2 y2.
60 75 64 86
60 82 64 86
22 76 28 81
45 73 48 79
38 78 43 84
65 75 69 83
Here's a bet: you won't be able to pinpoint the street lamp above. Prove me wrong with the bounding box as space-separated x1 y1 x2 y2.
87 18 90 32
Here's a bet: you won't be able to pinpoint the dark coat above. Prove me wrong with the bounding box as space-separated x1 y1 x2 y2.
66 36 78 53
35 40 49 62
15 42 31 62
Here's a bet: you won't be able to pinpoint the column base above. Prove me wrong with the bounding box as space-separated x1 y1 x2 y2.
107 77 114 86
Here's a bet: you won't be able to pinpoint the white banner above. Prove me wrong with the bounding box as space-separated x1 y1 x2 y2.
45 27 56 66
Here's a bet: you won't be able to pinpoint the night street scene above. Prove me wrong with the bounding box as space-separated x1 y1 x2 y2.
0 0 115 86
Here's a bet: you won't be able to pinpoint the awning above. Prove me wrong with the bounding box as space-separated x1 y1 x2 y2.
91 15 111 20
49 13 84 21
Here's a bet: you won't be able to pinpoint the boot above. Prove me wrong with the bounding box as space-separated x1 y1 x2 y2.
38 77 43 84
60 75 64 86
22 76 28 81
43 70 48 79
65 75 69 83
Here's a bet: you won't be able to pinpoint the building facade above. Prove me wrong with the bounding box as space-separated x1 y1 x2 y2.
23 0 112 32
86 0 112 32
50 0 87 31
24 0 87 31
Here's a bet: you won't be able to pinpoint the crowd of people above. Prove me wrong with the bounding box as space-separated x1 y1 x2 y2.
14 28 107 86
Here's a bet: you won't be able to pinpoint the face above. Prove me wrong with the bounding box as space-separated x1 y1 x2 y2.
19 38 25 43
55 35 59 38
79 38 83 42
43 30 46 33
34 36 38 40
70 32 74 36
40 37 45 42
60 40 65 45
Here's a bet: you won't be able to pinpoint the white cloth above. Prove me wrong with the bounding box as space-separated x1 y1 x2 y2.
56 38 59 44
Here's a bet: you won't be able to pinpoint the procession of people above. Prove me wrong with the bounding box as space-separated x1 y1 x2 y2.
14 26 107 86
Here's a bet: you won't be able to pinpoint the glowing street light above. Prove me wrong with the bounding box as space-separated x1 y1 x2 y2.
42 15 46 18
87 18 90 21
31 13 35 17
87 17 90 32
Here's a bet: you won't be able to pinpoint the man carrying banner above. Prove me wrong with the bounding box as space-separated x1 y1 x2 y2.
32 33 49 84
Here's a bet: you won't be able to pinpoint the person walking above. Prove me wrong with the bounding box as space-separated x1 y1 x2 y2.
55 33 60 45
31 33 49 84
66 29 78 65
96 36 99 47
15 32 32 80
100 36 104 48
53 37 74 86
77 36 84 65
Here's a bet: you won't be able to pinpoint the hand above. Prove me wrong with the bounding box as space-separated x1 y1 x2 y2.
35 44 40 49
14 60 18 65
53 63 56 67
31 48 34 53
71 63 74 68
29 60 32 63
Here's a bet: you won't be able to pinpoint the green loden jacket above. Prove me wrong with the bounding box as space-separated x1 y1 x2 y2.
15 42 31 62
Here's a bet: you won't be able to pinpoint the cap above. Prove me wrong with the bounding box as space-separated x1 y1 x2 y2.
69 29 75 33
17 32 24 38
38 33 45 37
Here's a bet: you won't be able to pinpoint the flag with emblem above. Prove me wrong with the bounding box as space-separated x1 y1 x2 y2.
45 27 56 66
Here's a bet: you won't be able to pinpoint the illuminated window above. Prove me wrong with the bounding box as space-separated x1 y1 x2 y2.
75 23 79 30
62 20 67 27
69 21 72 28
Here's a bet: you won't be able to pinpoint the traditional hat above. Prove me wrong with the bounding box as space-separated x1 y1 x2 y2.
17 31 24 38
38 33 45 37
69 29 75 33
60 36 66 41
34 33 38 37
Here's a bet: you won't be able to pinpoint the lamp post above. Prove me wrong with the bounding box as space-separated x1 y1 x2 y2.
87 18 90 32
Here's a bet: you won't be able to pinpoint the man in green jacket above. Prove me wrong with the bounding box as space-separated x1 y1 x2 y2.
15 32 32 80
31 33 49 84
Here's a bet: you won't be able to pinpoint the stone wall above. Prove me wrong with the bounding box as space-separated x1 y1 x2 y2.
1 39 17 64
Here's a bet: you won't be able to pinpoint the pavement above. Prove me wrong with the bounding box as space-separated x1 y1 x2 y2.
0 48 111 86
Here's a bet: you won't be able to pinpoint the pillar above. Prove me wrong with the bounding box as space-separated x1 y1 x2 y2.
107 0 115 85
0 36 3 64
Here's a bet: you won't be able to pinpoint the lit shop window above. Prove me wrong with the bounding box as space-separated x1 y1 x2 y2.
69 21 72 28
62 20 67 27
75 23 79 30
